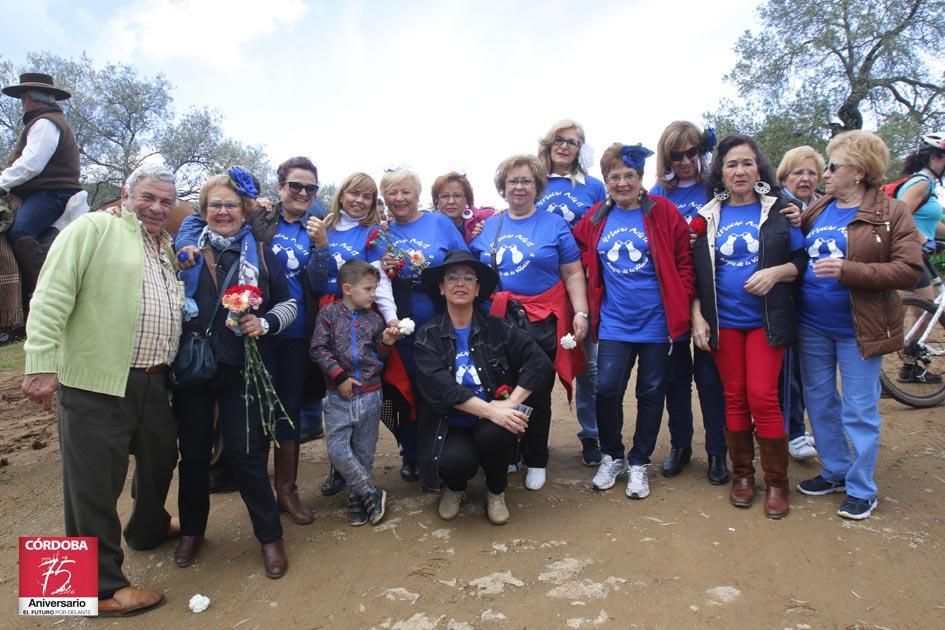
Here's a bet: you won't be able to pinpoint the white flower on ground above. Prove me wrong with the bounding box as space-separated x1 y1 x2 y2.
560 333 577 350
188 594 210 613
398 318 416 335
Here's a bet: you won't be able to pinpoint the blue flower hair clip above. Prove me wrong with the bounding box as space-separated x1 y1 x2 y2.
700 127 717 155
228 166 258 198
621 144 654 171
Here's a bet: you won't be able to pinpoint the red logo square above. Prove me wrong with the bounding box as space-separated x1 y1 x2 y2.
19 537 98 616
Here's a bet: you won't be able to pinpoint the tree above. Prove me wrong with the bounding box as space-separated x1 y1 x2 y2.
715 0 945 171
0 52 271 206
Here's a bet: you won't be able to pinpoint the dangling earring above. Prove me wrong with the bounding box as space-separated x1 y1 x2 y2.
753 180 771 195
854 178 861 185
462 206 473 220
714 187 730 202
638 188 645 202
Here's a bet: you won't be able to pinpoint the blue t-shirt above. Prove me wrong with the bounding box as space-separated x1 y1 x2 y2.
471 210 580 295
649 182 710 225
896 174 942 241
536 174 607 226
597 208 668 343
383 212 469 326
271 218 312 338
325 224 381 297
799 201 857 336
449 327 488 429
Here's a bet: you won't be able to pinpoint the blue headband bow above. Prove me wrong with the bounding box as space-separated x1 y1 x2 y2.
228 166 258 198
621 144 654 171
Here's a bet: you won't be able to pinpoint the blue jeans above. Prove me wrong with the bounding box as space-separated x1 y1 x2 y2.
797 324 882 501
574 336 599 440
323 389 382 496
664 342 727 455
596 340 670 465
6 188 74 243
779 346 808 440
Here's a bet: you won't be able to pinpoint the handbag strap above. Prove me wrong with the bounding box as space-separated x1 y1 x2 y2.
201 249 239 336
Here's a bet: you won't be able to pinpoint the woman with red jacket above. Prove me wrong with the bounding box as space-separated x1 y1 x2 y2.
573 143 694 500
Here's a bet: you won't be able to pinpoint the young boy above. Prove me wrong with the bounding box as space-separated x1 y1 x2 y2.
311 259 399 526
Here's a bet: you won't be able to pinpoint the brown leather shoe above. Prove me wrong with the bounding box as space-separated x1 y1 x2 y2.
174 535 204 568
275 441 315 525
98 586 166 617
261 540 288 579
764 485 790 519
729 476 755 507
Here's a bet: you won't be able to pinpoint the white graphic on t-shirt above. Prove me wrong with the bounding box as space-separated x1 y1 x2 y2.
807 237 844 259
493 234 535 277
600 226 648 274
332 252 346 270
272 243 300 272
719 232 759 256
540 191 585 224
455 363 482 385
495 244 525 266
717 219 760 268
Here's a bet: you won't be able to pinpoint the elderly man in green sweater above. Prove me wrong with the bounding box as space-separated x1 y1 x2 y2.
22 163 184 617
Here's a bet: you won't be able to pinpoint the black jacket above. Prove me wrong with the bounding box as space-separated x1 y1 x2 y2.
692 193 804 349
413 310 553 490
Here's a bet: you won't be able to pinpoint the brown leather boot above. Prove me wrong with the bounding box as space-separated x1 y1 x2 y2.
274 441 314 525
11 236 46 306
261 539 288 579
725 430 755 508
757 436 790 519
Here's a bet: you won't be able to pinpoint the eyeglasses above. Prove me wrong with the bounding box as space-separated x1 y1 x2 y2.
506 178 535 188
285 181 319 195
669 146 700 162
444 272 478 284
207 202 241 211
789 168 819 179
826 162 848 173
606 173 639 184
552 137 581 149
437 192 466 201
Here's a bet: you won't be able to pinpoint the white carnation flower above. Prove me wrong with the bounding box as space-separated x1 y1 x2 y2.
560 333 577 350
398 318 416 335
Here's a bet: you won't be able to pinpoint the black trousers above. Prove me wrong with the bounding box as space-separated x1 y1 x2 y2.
58 371 177 599
174 364 283 544
439 420 516 494
521 365 556 468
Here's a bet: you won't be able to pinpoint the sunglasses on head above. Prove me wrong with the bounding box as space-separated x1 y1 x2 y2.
285 181 318 195
669 146 700 162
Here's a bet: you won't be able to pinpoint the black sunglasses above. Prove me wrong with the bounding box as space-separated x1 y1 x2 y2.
285 181 319 195
669 146 700 162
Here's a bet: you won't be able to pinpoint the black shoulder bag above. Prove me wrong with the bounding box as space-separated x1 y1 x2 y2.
170 251 238 389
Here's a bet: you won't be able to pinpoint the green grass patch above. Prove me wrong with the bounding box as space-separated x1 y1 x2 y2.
0 341 24 373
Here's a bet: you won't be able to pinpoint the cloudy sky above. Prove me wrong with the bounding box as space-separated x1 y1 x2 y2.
3 0 760 207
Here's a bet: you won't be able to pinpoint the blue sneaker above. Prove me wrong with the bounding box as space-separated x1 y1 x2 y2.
796 474 845 496
838 496 878 520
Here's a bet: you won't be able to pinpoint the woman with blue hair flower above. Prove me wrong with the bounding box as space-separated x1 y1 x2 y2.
649 121 729 486
172 171 298 578
573 143 694 501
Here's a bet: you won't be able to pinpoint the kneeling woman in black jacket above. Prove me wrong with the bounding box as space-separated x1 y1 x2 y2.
415 250 552 525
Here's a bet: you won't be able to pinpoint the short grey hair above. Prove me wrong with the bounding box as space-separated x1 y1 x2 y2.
124 163 178 199
26 90 56 105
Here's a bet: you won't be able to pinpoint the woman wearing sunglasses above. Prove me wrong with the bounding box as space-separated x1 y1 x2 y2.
795 131 922 520
535 119 607 468
650 121 728 487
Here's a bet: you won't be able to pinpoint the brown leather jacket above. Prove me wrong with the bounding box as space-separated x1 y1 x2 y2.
801 187 924 358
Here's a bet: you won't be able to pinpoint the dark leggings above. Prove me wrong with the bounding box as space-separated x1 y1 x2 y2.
439 421 517 494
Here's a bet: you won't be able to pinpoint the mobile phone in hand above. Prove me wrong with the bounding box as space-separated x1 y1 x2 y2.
515 404 533 418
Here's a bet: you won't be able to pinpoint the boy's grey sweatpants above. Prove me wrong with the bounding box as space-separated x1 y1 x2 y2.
323 389 383 497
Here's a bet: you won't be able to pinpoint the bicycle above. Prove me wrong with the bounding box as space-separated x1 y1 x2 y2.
879 239 945 408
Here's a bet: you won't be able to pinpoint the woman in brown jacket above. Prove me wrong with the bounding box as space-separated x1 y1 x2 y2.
795 130 923 520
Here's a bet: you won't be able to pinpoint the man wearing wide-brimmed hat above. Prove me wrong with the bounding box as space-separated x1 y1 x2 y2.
0 72 81 306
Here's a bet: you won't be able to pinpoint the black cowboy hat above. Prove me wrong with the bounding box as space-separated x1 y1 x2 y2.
2 73 71 101
420 249 499 298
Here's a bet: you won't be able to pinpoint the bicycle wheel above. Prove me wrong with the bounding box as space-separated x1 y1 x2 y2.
880 296 945 408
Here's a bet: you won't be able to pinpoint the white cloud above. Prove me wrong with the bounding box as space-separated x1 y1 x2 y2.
106 0 309 66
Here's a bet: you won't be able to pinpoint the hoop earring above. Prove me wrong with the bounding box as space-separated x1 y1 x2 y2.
713 187 730 202
753 180 771 195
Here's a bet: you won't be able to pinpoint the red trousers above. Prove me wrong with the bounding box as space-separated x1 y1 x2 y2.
712 327 786 439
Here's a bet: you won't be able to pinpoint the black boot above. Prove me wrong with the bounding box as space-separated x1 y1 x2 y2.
707 453 731 485
660 446 692 477
11 236 46 307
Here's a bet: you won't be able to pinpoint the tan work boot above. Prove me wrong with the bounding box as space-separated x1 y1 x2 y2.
438 489 462 520
486 492 510 525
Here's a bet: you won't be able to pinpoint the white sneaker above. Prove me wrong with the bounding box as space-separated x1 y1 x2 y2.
789 434 818 461
592 455 627 490
524 467 546 490
626 464 650 499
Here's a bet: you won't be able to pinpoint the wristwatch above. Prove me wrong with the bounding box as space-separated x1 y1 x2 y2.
575 311 589 319
259 318 270 335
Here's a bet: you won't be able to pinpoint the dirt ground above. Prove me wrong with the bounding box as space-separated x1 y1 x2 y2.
0 346 943 629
